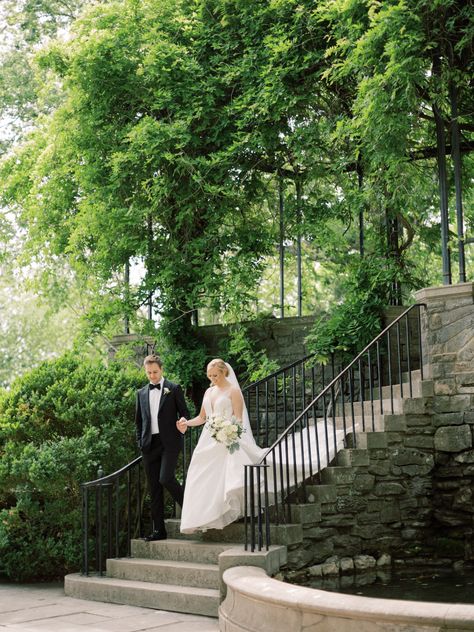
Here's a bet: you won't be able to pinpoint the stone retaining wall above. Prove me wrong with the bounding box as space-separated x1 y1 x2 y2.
219 566 474 632
109 306 417 369
416 283 474 561
278 283 474 571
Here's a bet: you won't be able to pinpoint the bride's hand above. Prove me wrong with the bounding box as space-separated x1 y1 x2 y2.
177 418 188 434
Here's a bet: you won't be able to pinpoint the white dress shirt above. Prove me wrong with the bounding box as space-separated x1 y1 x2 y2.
149 378 164 435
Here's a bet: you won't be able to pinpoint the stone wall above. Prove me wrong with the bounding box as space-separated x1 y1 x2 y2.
109 306 418 370
281 283 474 570
195 306 418 368
193 315 317 367
286 391 439 569
415 283 474 561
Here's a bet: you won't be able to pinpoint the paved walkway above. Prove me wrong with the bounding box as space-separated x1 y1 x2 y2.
0 582 219 632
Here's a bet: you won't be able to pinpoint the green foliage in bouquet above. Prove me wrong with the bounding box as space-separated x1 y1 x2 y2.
0 353 143 581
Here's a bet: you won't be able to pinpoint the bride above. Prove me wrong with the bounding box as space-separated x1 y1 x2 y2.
177 358 263 534
177 358 346 534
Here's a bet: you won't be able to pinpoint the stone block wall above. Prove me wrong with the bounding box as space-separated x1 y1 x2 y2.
193 315 317 367
287 399 438 569
283 283 474 570
416 283 474 561
194 307 420 369
108 307 420 371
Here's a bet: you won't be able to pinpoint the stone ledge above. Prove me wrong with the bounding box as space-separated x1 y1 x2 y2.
415 282 474 303
218 544 286 600
220 565 474 631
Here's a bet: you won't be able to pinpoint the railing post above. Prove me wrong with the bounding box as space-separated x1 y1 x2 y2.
82 485 88 576
263 464 270 551
417 305 424 381
115 478 120 558
405 314 413 397
244 465 249 551
249 467 256 553
97 483 103 575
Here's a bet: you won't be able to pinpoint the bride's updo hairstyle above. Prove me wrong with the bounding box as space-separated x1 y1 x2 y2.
207 358 229 376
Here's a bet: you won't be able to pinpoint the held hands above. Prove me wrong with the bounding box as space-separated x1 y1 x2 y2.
176 417 188 434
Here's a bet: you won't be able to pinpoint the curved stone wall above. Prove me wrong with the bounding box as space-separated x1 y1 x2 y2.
219 566 474 632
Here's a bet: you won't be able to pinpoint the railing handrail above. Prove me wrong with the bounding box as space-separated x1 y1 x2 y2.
81 353 317 489
82 456 142 488
81 305 422 489
260 303 425 460
241 352 316 391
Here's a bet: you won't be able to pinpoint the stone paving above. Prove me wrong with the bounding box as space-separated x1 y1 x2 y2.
0 582 219 632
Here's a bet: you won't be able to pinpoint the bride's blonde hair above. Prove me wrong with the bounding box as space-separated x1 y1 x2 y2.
207 358 229 376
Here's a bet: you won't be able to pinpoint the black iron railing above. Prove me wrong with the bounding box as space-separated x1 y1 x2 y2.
81 356 336 575
81 457 145 575
81 305 423 570
244 303 425 552
81 351 341 574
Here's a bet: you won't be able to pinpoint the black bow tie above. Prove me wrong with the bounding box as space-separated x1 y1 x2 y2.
149 383 161 390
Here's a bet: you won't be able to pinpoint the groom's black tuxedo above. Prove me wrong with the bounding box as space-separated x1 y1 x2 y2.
135 379 189 452
135 379 189 534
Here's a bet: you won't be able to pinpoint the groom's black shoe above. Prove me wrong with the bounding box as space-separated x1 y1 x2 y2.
143 530 167 542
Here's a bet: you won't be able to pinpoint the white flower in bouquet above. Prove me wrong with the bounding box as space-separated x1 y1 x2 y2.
206 414 244 453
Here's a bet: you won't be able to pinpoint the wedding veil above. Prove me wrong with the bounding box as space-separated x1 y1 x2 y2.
225 362 257 447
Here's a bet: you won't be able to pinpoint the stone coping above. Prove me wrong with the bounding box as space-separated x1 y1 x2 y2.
415 281 474 302
219 566 474 631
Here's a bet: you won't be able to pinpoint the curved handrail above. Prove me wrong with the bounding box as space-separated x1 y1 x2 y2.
81 351 320 489
261 303 425 460
82 456 142 487
244 302 426 551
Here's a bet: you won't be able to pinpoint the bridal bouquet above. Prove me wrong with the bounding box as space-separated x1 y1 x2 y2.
206 414 244 454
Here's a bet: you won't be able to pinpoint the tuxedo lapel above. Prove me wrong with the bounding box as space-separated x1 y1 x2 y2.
158 380 170 416
140 386 151 429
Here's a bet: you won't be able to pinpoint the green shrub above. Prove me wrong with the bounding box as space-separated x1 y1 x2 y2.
0 354 143 581
306 253 414 364
223 321 280 387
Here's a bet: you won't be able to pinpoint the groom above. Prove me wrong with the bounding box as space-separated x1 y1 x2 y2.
135 354 189 541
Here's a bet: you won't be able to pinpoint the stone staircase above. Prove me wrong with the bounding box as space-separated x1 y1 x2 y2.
66 539 223 616
66 369 430 615
65 519 290 618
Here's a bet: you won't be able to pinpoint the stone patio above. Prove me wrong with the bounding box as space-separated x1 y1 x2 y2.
0 581 218 632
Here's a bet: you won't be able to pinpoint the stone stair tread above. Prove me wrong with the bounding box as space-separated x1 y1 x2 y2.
107 556 220 589
110 557 219 572
65 573 219 617
132 537 232 549
85 573 218 597
130 538 237 563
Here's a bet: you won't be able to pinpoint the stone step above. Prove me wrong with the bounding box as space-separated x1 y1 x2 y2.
371 374 422 400
321 466 356 485
64 573 219 617
165 518 303 547
336 397 404 417
345 431 389 450
309 413 383 432
288 502 321 525
131 538 233 564
106 557 219 589
337 448 370 467
305 484 337 504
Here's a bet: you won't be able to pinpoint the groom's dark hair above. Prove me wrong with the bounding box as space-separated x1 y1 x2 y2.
143 354 163 367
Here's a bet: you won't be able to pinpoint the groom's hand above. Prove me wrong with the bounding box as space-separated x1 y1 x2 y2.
177 418 188 434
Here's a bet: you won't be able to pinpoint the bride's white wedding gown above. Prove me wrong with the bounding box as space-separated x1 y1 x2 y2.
180 389 264 534
179 387 347 534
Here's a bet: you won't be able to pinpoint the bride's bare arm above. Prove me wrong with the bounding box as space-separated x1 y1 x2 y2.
177 389 210 432
183 405 206 428
230 387 244 424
